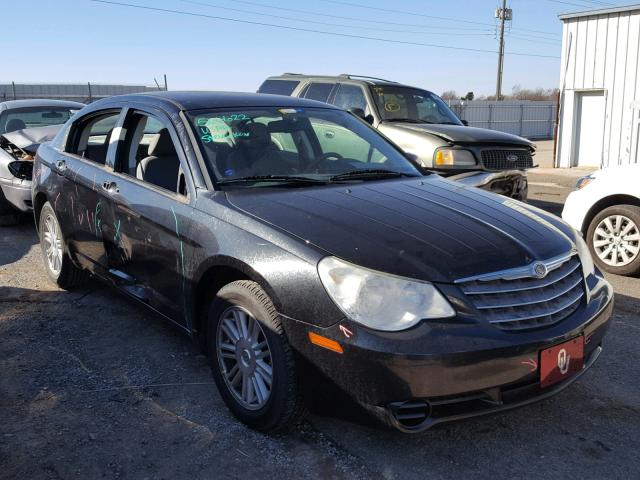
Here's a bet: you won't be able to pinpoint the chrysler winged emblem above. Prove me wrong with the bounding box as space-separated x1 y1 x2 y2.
532 262 548 279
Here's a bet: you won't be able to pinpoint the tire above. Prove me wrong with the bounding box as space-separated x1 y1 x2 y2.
586 204 640 277
206 280 305 433
38 202 88 289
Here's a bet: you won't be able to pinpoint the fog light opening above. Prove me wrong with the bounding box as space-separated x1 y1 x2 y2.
389 400 432 429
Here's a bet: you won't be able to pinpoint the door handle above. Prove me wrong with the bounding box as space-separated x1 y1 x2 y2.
101 181 119 194
55 159 67 172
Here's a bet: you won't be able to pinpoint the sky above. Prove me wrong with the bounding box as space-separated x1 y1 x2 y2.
1 0 633 96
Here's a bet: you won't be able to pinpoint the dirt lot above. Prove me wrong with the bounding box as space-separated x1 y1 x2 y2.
1 172 639 480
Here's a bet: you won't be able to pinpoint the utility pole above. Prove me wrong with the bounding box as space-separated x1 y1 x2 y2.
495 1 512 100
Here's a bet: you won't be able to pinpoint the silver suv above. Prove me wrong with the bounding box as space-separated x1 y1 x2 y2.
259 74 535 200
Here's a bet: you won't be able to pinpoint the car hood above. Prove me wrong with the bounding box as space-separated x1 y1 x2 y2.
383 122 534 147
0 125 62 154
225 176 575 283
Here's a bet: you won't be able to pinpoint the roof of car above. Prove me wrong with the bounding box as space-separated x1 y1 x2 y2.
100 91 341 111
0 99 86 111
265 73 401 87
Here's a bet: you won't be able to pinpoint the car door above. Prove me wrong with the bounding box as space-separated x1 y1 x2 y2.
102 106 196 327
54 108 124 274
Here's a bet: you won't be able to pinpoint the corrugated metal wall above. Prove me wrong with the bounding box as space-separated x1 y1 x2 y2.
448 100 557 139
0 83 160 104
557 9 640 167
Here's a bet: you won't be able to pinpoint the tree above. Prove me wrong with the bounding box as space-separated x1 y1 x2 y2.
461 91 475 101
440 90 458 101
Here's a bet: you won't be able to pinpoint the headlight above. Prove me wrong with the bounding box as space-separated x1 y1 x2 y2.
317 256 455 331
575 175 595 190
574 231 595 278
434 148 477 168
8 161 34 180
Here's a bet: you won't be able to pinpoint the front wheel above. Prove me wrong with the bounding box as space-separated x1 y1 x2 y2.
206 280 305 433
587 204 640 276
39 202 88 288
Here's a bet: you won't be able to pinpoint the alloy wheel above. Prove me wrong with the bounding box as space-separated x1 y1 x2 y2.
217 306 273 410
592 214 640 267
42 213 63 276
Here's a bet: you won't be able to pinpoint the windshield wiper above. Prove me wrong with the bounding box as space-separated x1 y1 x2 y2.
329 169 419 181
217 175 328 186
385 118 427 124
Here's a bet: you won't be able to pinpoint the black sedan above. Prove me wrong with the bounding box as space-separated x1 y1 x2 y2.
32 92 613 433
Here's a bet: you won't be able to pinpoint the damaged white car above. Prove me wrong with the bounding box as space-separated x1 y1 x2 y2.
0 99 83 225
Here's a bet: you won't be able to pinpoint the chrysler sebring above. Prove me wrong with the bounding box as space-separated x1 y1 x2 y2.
32 92 613 433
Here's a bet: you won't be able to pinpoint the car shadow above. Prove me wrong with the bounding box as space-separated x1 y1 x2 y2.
0 216 38 267
528 198 564 216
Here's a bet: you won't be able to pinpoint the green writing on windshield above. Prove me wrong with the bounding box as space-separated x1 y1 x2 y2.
201 131 250 143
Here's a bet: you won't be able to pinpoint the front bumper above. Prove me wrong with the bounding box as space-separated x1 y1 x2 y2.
0 177 32 212
283 275 613 433
450 170 528 200
561 190 588 233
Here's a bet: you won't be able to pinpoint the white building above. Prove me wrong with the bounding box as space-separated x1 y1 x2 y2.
556 4 640 168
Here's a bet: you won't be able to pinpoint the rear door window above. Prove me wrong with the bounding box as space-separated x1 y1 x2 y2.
301 83 336 103
257 80 300 96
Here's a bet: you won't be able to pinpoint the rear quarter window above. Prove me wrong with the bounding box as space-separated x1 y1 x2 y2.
257 80 300 96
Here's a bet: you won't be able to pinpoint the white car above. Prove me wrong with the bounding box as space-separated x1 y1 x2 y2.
563 164 640 276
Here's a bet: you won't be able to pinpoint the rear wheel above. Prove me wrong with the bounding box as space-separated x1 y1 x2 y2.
38 202 88 288
206 280 305 433
586 204 640 276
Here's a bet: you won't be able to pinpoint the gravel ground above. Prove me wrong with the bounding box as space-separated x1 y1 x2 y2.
1 172 638 479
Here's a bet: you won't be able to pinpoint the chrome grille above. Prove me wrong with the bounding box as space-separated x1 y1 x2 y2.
458 255 584 331
480 149 533 170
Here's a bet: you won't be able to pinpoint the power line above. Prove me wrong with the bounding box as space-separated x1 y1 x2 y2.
89 0 560 59
318 0 560 36
229 0 497 33
544 0 612 7
506 32 562 44
181 0 496 36
188 0 558 46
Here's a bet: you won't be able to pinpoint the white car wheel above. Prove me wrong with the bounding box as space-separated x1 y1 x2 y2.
587 205 640 276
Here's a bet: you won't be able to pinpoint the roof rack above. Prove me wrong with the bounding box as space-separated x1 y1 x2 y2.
339 74 398 83
279 73 399 83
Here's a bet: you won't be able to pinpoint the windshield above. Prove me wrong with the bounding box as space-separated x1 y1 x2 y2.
370 86 462 125
188 107 421 187
0 107 79 134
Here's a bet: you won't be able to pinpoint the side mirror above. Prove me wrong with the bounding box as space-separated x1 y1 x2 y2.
404 152 419 163
348 107 374 125
461 119 469 126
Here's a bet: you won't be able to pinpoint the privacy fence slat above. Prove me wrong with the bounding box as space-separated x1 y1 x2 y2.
0 83 160 104
447 100 557 140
